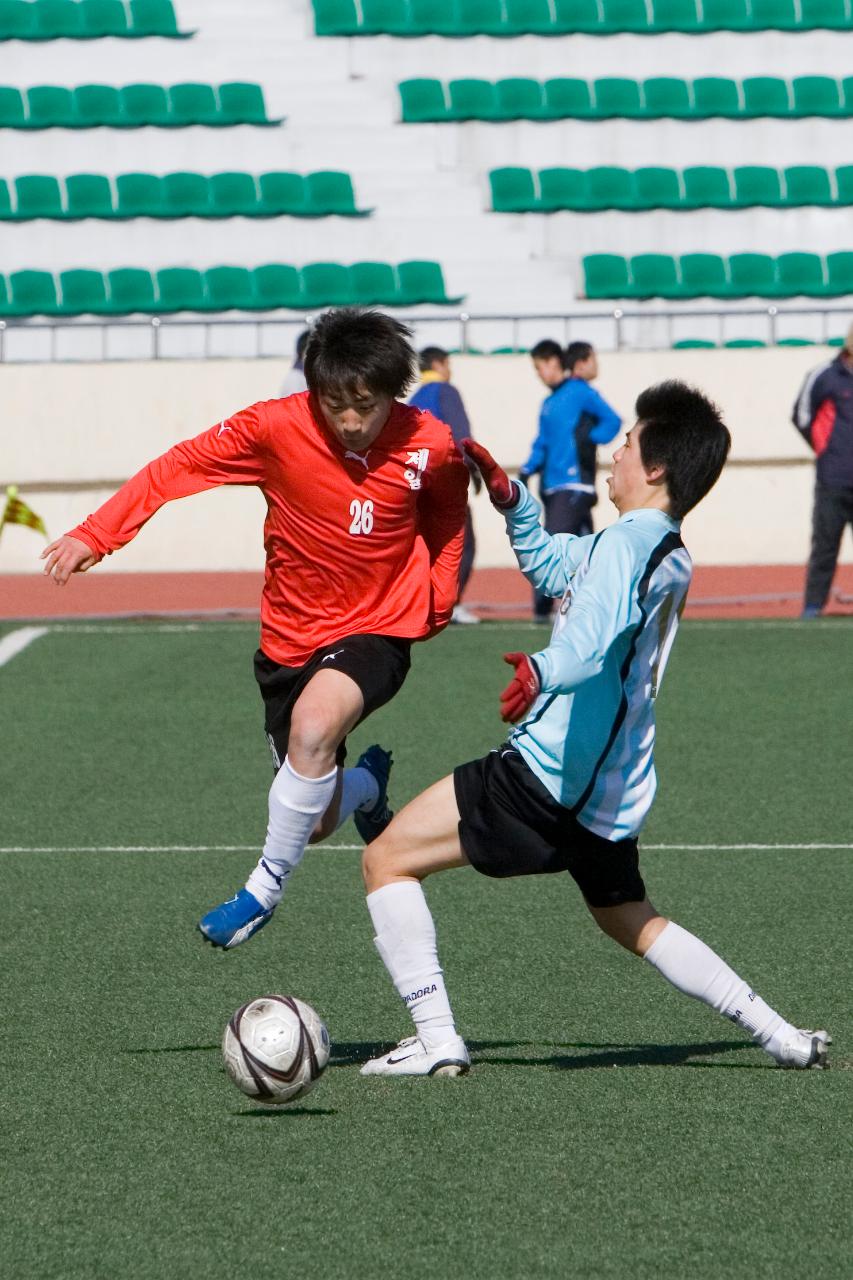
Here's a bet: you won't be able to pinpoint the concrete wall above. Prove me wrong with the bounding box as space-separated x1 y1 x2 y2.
0 347 844 576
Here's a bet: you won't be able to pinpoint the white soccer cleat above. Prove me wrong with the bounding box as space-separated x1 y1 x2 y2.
772 1028 831 1069
360 1034 470 1078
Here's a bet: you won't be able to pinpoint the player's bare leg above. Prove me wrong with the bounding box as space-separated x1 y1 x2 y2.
360 776 471 1077
588 898 830 1069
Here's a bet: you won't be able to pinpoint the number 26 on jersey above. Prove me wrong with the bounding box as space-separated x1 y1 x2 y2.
348 498 374 536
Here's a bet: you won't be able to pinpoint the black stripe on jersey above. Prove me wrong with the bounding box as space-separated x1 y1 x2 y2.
570 529 684 820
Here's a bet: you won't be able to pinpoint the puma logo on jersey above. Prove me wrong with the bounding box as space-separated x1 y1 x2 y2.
217 422 232 437
345 449 370 469
404 448 430 489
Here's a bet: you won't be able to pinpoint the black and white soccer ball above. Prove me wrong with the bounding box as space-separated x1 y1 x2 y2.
222 994 330 1105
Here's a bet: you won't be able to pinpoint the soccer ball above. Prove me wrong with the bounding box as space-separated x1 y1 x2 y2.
222 994 330 1105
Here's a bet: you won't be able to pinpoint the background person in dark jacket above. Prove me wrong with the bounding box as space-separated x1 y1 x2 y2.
521 339 622 621
792 324 853 617
410 346 481 623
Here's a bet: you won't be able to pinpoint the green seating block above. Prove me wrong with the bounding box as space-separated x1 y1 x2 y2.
350 261 398 305
258 172 308 215
105 267 156 312
834 165 853 203
552 0 603 32
679 253 731 297
496 78 546 121
80 0 130 37
0 2 38 39
9 269 59 315
128 0 184 37
360 0 414 34
304 171 365 216
73 84 124 126
728 253 778 297
643 77 692 119
400 79 447 123
219 82 279 125
791 76 844 117
586 166 636 211
408 0 458 36
204 266 257 310
692 77 741 118
741 77 790 117
449 79 500 121
634 167 682 210
0 178 10 216
594 78 643 118
313 0 359 35
751 0 799 29
724 339 765 348
600 0 652 33
732 166 784 207
65 174 114 218
454 0 507 36
121 84 172 126
35 0 84 39
156 267 207 311
504 0 556 34
0 275 8 314
539 167 590 211
700 0 751 29
649 0 701 32
799 0 851 29
784 166 834 207
115 173 164 217
209 172 259 217
397 260 462 305
0 86 25 125
629 254 681 299
58 268 108 314
14 174 63 218
824 251 853 296
775 252 826 296
161 172 212 217
672 339 716 349
777 338 815 346
843 77 853 113
252 264 304 309
682 166 733 208
301 263 356 307
169 83 219 126
542 78 595 119
583 254 630 298
26 85 75 127
490 167 538 212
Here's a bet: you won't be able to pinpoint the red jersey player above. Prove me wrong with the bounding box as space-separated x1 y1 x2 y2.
42 309 469 948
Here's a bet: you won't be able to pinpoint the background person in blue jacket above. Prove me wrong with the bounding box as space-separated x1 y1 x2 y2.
410 346 482 624
522 339 622 622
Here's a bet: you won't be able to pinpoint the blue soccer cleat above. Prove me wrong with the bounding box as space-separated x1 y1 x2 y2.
353 744 394 845
198 888 274 949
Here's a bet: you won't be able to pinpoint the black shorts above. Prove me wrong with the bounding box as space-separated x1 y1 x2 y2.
254 634 411 771
453 747 646 909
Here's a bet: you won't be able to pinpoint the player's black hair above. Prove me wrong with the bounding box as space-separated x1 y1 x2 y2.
635 381 731 520
304 308 416 400
294 328 311 362
565 340 594 371
530 339 565 365
418 345 449 372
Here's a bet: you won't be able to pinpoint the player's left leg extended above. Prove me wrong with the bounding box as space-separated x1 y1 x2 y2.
588 898 830 1069
360 775 471 1077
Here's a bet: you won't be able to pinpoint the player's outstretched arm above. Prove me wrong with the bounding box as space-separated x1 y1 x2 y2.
461 439 519 509
41 535 98 585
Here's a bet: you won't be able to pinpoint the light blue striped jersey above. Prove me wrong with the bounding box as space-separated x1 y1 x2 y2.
504 484 692 840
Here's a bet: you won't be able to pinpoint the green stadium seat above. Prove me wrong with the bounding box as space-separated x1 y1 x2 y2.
258 171 307 215
843 77 853 113
827 335 845 345
105 267 156 312
495 78 546 121
0 178 10 216
700 0 751 29
359 0 413 34
732 166 784 207
552 0 604 32
350 261 398 305
834 165 853 203
399 79 447 123
724 338 765 348
582 254 631 298
490 168 538 212
0 1 38 39
14 175 63 218
301 263 355 307
741 77 791 117
750 0 799 29
692 77 741 118
161 172 212 217
408 0 458 36
304 171 365 216
682 166 733 208
219 82 278 125
115 172 163 217
824 251 853 296
128 0 185 37
629 254 681 300
542 78 595 119
209 172 259 217
634 167 683 210
643 77 693 119
252 264 304 309
156 267 206 311
454 0 507 36
8 269 59 315
600 0 652 33
799 0 851 29
504 0 557 34
791 76 844 117
775 253 826 296
784 166 834 207
593 78 643 118
649 0 701 32
586 167 636 211
0 86 25 126
204 266 257 310
72 84 124 127
25 85 74 128
0 275 8 315
728 253 778 297
80 0 130 37
397 260 463 305
121 84 172 127
539 167 590 211
169 83 219 126
313 0 359 35
34 0 84 39
672 339 716 349
776 338 815 346
58 269 108 314
65 173 114 218
448 80 500 122
679 253 731 297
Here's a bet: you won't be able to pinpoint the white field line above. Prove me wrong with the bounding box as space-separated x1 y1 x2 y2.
0 625 49 667
0 842 851 855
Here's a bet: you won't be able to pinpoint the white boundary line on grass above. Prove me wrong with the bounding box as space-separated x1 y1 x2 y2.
0 842 851 854
0 625 49 667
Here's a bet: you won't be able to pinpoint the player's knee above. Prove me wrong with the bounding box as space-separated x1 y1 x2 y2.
289 701 343 765
362 836 396 891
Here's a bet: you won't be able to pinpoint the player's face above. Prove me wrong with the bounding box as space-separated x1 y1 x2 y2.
532 357 565 389
608 422 651 512
317 386 394 452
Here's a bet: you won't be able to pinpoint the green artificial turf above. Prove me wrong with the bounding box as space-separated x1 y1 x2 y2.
0 619 850 1279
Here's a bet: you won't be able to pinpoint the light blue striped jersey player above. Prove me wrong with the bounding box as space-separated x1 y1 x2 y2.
504 484 692 841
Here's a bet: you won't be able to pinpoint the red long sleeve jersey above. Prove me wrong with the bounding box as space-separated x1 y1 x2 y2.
69 393 469 665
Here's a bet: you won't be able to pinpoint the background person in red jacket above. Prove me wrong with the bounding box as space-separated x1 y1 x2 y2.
41 308 469 949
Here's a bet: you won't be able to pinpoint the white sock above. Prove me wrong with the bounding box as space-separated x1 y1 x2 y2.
366 881 457 1051
245 756 338 909
333 766 380 832
644 921 796 1057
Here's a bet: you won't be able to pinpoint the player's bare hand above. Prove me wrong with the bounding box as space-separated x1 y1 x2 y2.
41 535 97 585
461 439 517 509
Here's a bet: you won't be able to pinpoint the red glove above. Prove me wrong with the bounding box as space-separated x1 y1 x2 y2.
500 652 541 723
461 439 518 509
